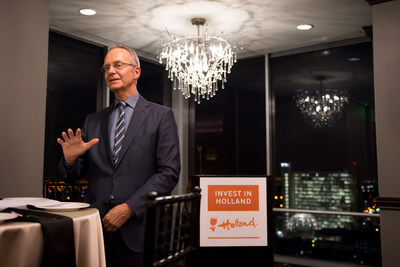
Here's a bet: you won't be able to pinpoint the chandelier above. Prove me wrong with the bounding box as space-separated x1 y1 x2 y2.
295 80 348 128
158 18 237 103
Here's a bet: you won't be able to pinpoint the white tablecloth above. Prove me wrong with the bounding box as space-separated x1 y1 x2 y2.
0 208 106 267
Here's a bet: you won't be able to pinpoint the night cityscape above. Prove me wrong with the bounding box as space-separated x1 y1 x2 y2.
273 162 381 266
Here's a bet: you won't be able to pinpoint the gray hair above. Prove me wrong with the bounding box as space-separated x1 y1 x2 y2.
108 44 141 67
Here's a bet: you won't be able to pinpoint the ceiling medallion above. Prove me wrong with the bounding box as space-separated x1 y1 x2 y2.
295 79 348 128
158 18 237 104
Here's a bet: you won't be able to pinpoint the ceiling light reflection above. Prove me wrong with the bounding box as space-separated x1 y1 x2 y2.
79 9 96 16
297 24 314 30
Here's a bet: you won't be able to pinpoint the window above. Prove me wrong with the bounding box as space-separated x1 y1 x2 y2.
271 41 380 265
44 32 170 192
44 31 105 182
193 56 266 175
191 40 380 265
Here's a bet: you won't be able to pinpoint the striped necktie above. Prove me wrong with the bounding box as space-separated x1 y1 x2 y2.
112 102 127 165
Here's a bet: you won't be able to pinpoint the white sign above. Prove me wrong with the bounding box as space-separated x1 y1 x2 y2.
200 177 268 247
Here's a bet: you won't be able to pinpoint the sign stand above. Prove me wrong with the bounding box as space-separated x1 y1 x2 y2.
188 175 274 267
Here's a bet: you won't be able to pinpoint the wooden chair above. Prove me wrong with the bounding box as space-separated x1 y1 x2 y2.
142 186 201 267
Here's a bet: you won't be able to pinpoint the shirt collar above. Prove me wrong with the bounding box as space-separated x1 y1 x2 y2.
114 92 139 109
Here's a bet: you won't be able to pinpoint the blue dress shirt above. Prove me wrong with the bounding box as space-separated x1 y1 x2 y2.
109 93 139 152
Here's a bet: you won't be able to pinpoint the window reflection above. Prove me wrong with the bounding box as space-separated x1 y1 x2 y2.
272 41 379 265
191 40 378 265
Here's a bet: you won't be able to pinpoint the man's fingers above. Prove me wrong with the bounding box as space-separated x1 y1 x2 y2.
58 129 98 153
61 131 68 140
87 138 100 148
104 222 117 232
76 128 82 139
102 214 117 232
102 203 133 232
56 138 64 145
61 129 82 141
67 128 75 138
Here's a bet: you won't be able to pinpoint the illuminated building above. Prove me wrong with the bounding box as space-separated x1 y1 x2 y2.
280 163 358 230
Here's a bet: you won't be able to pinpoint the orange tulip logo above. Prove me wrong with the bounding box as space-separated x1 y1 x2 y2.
209 217 218 232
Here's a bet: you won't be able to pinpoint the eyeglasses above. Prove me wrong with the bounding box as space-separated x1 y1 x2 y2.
101 62 134 73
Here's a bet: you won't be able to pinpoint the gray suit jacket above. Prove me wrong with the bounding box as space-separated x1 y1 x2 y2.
59 95 180 252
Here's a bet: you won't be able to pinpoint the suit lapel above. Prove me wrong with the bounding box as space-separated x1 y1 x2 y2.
101 106 114 165
115 96 150 169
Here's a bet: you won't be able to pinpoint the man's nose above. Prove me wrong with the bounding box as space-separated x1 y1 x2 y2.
107 65 117 73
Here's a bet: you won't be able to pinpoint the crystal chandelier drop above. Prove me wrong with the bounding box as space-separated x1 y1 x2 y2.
158 18 237 104
295 81 348 128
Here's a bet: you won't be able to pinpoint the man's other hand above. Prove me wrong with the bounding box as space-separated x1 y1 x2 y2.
102 203 134 232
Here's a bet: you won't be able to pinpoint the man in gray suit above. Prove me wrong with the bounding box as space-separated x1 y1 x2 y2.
58 45 180 266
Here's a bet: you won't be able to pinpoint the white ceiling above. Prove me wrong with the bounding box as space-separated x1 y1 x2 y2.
49 0 372 62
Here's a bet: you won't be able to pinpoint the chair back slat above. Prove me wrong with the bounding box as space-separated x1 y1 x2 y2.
143 187 201 267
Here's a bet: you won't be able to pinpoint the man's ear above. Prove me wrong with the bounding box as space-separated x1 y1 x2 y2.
133 66 141 79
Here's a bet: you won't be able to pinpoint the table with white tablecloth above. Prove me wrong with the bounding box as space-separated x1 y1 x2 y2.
0 208 106 267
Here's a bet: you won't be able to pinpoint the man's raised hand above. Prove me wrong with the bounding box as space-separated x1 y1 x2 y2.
57 128 99 165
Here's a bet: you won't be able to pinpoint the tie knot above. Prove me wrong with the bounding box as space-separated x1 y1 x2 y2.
117 102 126 110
